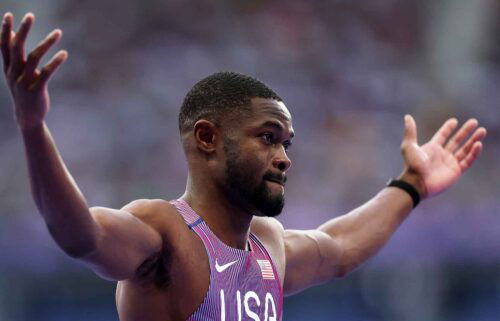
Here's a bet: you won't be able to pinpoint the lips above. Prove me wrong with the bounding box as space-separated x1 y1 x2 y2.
263 171 287 187
266 178 285 186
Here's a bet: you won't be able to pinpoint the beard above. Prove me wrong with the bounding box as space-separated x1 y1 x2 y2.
223 138 285 217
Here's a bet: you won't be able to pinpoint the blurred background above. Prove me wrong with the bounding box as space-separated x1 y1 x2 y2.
0 0 499 320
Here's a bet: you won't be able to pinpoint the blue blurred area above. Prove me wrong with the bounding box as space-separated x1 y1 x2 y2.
0 0 499 320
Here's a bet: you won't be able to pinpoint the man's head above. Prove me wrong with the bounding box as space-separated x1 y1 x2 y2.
179 72 294 217
179 72 282 133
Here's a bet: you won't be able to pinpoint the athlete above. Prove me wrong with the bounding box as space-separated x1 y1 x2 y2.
1 12 487 321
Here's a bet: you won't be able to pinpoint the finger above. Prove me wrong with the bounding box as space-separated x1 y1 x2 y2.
1 12 13 73
401 114 418 148
10 13 34 77
23 29 62 83
444 118 478 153
459 141 482 173
33 50 68 87
455 127 487 162
430 118 458 146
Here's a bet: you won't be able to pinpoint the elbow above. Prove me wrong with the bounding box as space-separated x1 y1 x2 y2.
332 253 364 279
331 245 356 279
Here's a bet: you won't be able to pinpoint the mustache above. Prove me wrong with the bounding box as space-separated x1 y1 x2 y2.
263 171 287 186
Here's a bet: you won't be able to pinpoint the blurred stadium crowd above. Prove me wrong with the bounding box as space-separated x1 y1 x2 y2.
0 0 499 320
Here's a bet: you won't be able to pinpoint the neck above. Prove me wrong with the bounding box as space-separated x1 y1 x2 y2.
181 173 254 250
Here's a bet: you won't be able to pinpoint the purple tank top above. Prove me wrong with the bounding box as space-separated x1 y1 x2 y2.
170 199 283 321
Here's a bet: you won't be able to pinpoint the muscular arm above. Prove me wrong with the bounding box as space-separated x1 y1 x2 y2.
22 124 161 280
317 183 414 276
22 123 98 257
284 116 486 295
2 13 162 281
283 183 413 295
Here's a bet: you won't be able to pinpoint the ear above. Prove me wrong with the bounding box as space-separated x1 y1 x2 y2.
193 120 219 153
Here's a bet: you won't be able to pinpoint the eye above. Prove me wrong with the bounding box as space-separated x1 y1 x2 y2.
261 132 274 144
283 141 292 151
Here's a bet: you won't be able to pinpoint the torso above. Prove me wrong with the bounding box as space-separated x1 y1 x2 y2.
116 199 286 321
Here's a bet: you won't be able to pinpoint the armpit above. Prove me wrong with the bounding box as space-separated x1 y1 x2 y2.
135 248 172 288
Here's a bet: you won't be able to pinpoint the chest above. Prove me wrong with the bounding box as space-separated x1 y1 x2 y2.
183 222 283 321
209 255 282 321
118 203 286 321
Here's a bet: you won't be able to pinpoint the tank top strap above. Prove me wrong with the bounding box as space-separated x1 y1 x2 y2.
169 199 219 257
248 233 266 256
169 199 203 228
249 233 283 280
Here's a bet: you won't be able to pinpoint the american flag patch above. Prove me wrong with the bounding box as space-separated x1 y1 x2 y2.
257 260 275 280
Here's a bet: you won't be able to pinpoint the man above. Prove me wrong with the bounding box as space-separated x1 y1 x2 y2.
1 12 486 321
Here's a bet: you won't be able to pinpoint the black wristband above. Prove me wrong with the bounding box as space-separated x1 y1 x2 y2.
386 179 420 208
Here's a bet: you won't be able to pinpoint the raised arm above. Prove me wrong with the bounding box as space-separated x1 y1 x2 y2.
283 115 486 295
1 12 161 280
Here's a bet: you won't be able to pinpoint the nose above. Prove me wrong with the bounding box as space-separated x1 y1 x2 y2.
272 148 292 172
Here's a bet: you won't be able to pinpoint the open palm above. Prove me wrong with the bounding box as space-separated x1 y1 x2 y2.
1 12 67 129
401 115 486 198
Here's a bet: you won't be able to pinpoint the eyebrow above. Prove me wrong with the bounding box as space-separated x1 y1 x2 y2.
260 121 295 138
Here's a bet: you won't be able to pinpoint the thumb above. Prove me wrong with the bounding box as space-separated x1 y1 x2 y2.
401 114 418 147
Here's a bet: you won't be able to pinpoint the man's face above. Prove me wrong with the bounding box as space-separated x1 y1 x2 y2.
221 98 294 217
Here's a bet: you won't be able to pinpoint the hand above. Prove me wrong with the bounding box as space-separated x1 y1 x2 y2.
399 115 486 199
1 12 68 130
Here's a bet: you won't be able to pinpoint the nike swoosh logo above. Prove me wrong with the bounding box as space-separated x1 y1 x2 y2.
215 259 238 273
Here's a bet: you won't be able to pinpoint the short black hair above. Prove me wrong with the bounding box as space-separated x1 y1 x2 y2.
179 72 282 133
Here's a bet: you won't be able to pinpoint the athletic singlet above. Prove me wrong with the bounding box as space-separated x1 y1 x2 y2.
170 199 283 321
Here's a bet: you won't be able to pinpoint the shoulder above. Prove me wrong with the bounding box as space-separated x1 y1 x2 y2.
251 216 285 239
117 199 205 283
118 199 192 243
120 198 181 224
121 198 175 214
250 217 286 257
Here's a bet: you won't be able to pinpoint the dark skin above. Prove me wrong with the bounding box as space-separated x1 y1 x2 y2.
2 13 487 321
114 98 294 320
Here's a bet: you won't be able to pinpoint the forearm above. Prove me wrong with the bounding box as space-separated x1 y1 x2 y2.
21 122 98 257
318 185 414 276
